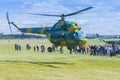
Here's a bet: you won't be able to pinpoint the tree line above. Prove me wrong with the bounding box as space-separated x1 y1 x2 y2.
0 34 47 39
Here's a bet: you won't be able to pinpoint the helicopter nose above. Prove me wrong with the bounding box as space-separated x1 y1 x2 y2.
81 39 87 45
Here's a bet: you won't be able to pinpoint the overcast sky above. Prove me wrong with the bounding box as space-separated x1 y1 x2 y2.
0 0 120 35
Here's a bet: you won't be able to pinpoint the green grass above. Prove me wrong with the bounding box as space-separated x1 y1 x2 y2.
0 39 120 80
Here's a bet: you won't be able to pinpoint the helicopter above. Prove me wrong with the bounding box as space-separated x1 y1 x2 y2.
96 34 120 45
6 7 93 53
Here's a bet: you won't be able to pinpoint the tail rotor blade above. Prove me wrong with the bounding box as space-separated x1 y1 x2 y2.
6 12 12 32
6 12 10 23
8 23 12 33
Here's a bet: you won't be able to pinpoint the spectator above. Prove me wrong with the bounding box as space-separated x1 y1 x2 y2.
26 44 31 50
34 46 36 52
40 45 45 53
36 45 39 52
60 46 63 53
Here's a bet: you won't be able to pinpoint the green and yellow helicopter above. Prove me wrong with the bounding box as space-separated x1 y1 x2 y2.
6 7 93 52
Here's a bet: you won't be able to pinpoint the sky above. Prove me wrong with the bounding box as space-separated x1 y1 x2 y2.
0 0 120 35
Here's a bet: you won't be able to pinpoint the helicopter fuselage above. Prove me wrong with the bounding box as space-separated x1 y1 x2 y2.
46 30 86 47
12 20 87 47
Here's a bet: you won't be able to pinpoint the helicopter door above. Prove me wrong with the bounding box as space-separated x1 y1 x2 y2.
51 34 61 41
67 34 74 44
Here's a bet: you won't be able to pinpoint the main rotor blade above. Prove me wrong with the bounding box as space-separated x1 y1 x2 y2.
26 7 93 18
64 7 93 17
26 13 61 17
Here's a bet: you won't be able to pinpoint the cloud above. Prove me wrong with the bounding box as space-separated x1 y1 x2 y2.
0 0 120 35
20 1 31 8
30 1 71 14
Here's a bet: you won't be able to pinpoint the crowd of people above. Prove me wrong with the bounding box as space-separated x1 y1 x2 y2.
14 43 45 53
75 44 120 57
14 43 120 57
89 45 120 56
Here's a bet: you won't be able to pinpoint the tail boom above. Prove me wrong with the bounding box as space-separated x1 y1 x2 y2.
18 27 51 34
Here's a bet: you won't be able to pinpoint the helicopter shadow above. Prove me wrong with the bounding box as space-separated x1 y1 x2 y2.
0 60 74 68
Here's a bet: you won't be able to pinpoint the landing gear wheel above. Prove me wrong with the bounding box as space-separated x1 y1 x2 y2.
67 47 72 54
47 47 52 52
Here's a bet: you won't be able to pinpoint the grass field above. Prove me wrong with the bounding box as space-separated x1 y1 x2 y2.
0 39 120 80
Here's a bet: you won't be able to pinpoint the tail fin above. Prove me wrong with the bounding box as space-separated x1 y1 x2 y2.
96 33 106 42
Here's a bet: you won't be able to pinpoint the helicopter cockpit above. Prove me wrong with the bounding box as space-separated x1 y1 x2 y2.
74 31 84 38
78 31 84 37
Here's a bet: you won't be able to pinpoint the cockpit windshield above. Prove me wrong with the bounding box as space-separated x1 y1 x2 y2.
73 31 84 39
78 31 84 37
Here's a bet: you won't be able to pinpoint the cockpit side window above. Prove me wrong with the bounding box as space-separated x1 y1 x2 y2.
74 33 78 39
